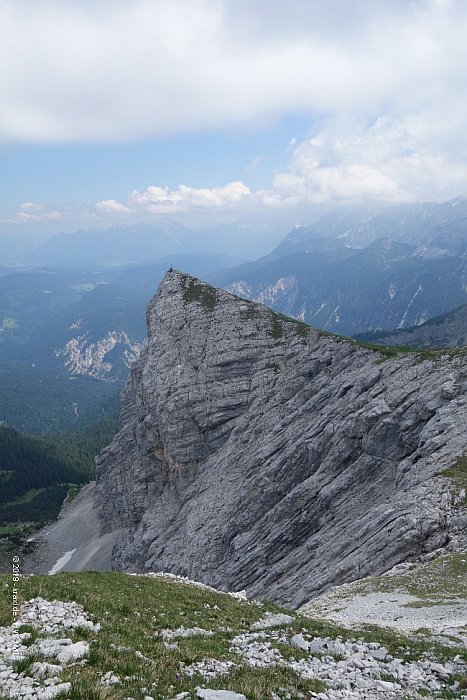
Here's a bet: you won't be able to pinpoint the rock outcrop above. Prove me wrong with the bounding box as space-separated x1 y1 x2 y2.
56 329 143 381
95 270 467 607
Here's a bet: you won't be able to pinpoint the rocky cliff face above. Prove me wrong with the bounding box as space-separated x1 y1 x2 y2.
95 270 467 608
56 329 143 381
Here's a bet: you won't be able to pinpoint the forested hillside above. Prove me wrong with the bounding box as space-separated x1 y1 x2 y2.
0 415 117 528
0 366 119 434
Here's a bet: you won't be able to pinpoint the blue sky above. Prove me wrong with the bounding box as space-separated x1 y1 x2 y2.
1 0 467 232
0 114 311 219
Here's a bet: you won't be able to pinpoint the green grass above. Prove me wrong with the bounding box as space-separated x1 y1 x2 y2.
0 524 23 536
0 572 297 699
271 316 283 339
16 622 40 646
182 278 218 311
320 329 467 362
0 483 73 527
436 455 467 508
1 488 46 506
12 653 42 675
1 571 464 699
295 321 310 338
177 634 235 662
62 484 84 507
329 552 467 603
208 665 325 699
438 455 467 483
265 309 311 342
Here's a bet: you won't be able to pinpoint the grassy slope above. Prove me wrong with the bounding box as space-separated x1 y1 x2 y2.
1 572 466 700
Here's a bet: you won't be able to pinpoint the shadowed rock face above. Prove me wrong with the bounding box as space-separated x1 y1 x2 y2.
95 270 467 608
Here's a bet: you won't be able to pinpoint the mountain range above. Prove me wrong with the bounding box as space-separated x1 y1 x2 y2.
273 197 467 257
1 206 464 700
209 198 467 335
20 218 292 265
212 238 466 336
0 198 465 390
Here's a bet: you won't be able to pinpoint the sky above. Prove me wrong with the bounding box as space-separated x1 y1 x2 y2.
1 0 467 233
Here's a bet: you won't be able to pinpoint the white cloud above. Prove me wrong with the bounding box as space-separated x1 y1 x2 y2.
89 180 289 219
128 181 257 214
9 101 467 224
12 108 467 225
6 183 277 225
4 0 467 224
1 0 467 143
2 0 467 211
93 110 467 217
273 114 467 203
95 199 131 216
8 202 63 222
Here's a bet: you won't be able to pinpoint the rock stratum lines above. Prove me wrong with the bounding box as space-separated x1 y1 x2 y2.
95 270 467 607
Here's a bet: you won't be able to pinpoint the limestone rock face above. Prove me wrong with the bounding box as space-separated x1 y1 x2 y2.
95 270 467 607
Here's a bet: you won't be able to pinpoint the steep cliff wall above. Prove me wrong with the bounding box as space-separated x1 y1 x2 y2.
95 270 466 607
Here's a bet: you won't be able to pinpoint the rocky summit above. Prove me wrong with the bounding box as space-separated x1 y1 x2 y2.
95 270 467 608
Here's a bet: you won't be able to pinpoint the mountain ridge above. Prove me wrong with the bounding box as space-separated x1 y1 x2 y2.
94 270 467 607
356 303 467 349
211 243 466 335
273 198 467 257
